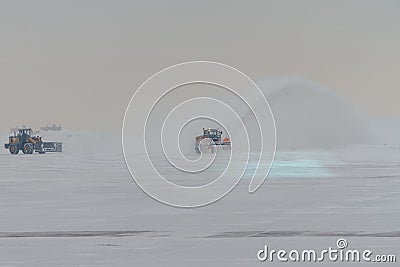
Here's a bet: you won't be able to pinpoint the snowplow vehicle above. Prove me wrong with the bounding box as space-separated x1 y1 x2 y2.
4 128 62 154
195 128 231 153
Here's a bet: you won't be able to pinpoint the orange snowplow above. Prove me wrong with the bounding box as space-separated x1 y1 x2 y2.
195 128 230 153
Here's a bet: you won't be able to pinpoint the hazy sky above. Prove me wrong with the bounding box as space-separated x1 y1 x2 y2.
1 0 399 131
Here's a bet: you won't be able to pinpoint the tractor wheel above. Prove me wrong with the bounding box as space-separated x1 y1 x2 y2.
9 144 19 155
23 143 34 154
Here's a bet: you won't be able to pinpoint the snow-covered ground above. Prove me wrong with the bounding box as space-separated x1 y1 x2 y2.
0 130 399 266
1 77 399 266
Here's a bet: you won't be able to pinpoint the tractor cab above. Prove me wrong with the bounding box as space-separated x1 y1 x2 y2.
18 128 33 136
16 128 33 144
202 128 223 142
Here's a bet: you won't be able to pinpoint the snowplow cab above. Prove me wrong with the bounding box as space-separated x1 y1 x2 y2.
202 128 223 142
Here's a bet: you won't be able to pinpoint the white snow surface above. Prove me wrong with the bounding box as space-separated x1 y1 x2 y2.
0 77 399 266
0 129 399 266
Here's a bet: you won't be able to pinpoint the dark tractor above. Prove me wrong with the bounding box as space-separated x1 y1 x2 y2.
4 128 62 155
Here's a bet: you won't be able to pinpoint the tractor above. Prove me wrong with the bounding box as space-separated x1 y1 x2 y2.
4 128 62 154
195 128 230 153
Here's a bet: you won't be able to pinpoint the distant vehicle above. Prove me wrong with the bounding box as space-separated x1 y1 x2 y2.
195 128 231 153
4 128 63 155
40 124 62 131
